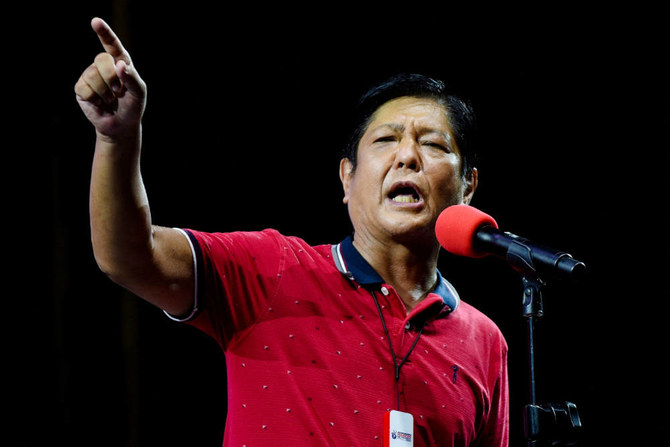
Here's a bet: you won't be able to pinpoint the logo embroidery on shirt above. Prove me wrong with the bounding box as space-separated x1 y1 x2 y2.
451 365 460 384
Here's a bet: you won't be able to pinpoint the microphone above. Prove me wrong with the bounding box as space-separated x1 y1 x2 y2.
435 205 586 280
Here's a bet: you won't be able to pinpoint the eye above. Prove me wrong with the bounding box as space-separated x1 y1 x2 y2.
421 140 450 152
374 135 396 144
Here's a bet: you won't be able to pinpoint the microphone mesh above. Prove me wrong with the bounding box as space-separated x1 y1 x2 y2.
435 205 498 258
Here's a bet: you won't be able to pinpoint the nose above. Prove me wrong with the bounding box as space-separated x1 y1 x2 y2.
394 138 422 171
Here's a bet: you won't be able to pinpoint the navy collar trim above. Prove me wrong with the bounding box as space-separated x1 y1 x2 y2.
332 235 460 312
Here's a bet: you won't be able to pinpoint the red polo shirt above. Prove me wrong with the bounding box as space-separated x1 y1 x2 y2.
168 228 508 446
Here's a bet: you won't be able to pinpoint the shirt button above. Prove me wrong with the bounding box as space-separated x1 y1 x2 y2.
380 286 389 296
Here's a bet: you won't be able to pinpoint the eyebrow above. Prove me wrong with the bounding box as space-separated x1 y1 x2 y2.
372 123 450 139
379 123 404 132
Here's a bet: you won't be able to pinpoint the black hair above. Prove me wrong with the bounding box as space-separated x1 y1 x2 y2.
342 73 478 176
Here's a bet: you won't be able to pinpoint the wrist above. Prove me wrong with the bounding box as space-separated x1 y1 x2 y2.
95 125 142 148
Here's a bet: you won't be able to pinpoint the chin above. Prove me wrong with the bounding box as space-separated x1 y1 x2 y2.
386 218 435 243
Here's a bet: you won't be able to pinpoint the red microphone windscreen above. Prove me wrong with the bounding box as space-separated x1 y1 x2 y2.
435 205 498 258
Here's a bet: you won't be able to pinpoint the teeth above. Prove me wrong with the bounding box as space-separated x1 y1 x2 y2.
392 195 419 203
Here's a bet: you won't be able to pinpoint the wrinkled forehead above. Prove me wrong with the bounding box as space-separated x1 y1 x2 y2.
365 96 456 139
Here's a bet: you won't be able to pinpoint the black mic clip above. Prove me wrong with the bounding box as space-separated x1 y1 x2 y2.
504 232 585 283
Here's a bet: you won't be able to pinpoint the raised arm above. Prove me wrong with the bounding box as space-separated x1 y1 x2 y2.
75 18 194 317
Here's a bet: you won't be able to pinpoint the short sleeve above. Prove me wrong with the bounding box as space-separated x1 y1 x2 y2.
167 228 285 349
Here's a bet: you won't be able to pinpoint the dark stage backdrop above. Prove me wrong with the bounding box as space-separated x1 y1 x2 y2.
10 2 668 446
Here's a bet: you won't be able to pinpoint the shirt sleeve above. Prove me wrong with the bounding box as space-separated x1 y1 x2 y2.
163 229 201 322
166 228 285 349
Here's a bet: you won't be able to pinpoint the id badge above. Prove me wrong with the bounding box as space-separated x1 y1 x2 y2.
383 410 414 446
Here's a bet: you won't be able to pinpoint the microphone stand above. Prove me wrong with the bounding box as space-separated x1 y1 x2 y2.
505 239 583 446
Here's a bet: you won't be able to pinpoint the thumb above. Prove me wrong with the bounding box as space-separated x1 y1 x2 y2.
115 60 146 98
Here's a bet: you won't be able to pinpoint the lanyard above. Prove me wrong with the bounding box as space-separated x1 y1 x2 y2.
371 289 426 410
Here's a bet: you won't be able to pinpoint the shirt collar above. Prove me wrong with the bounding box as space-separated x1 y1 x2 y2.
332 235 460 312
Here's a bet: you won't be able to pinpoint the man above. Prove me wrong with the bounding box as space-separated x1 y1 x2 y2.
75 17 508 446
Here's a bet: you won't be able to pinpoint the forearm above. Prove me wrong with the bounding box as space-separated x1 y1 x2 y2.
89 127 154 281
77 18 194 315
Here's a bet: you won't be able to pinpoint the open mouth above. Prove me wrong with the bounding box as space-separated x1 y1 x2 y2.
388 182 422 204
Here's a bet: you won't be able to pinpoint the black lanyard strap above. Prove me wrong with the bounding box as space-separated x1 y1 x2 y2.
371 289 426 410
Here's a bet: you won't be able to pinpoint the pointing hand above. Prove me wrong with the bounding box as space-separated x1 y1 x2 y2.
74 18 147 140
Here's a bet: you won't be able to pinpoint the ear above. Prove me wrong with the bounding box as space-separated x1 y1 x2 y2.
339 158 354 204
461 168 478 205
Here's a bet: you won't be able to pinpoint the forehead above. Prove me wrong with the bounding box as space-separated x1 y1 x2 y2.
368 96 452 130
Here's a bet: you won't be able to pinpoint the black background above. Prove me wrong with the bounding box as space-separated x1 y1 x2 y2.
9 2 668 446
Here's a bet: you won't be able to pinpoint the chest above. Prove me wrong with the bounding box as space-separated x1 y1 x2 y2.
225 282 491 444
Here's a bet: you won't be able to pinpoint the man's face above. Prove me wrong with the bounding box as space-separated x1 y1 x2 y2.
340 96 476 244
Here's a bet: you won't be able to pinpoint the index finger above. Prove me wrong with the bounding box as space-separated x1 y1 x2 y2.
91 17 131 64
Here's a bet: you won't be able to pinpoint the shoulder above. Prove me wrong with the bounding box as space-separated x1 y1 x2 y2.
453 300 508 352
184 227 282 248
183 228 333 264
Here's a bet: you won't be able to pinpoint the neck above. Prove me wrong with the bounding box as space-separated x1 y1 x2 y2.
352 232 440 311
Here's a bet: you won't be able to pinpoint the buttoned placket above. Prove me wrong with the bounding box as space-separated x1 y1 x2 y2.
378 284 416 347
371 284 426 411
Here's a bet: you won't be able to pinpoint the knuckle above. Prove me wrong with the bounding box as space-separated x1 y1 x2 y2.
73 80 84 95
74 80 94 100
94 53 117 78
82 65 101 84
94 52 113 64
